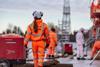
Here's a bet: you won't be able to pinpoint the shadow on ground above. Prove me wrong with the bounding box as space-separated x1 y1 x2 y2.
13 64 73 67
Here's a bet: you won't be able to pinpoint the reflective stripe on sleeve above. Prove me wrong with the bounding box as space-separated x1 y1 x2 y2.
32 33 42 37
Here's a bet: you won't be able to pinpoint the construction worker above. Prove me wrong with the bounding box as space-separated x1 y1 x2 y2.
91 36 100 59
24 11 50 67
76 28 85 60
48 27 57 58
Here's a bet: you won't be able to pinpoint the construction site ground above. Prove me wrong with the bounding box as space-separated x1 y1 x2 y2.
12 54 100 67
12 42 100 67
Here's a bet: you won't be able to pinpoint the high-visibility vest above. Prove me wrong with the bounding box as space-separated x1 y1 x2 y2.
24 19 50 45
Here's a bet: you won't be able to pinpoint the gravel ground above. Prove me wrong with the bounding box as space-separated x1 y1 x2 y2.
13 64 73 67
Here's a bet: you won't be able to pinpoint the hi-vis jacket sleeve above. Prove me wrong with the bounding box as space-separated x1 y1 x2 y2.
44 24 50 45
24 25 31 45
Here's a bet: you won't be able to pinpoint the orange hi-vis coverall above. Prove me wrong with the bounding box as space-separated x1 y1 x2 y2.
48 31 57 56
24 19 50 67
91 40 100 58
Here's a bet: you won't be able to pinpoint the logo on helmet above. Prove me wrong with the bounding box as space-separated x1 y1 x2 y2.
32 11 43 19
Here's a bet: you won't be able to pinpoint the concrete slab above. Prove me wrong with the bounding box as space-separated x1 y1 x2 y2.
57 57 100 67
13 64 73 67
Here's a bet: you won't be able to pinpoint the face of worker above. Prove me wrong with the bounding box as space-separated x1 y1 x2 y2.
81 30 84 33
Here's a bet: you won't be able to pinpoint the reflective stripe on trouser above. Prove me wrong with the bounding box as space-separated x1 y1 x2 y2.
32 40 45 67
77 44 84 58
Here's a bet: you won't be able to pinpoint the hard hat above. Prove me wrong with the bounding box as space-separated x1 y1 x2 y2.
79 28 84 32
80 28 84 31
32 11 43 19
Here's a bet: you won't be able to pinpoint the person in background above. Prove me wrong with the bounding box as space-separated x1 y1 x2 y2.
76 28 85 60
48 27 57 58
91 37 100 59
24 11 50 67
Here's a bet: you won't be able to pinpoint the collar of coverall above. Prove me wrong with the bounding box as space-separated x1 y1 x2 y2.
35 19 43 24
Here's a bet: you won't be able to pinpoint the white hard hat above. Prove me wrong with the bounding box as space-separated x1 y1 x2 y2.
32 11 43 19
80 28 84 31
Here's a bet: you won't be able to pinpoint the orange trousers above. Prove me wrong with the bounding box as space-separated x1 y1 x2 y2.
48 43 56 55
32 40 45 67
91 40 100 58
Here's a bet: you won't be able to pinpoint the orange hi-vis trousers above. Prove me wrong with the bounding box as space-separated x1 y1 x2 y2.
32 40 45 67
48 42 56 56
92 40 100 58
48 31 57 56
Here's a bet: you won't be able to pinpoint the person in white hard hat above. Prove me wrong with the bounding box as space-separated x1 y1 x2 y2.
24 11 50 67
76 28 85 60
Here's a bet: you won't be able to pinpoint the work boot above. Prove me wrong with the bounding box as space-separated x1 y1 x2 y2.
80 57 86 60
51 55 54 58
88 57 93 60
48 55 52 59
77 57 80 60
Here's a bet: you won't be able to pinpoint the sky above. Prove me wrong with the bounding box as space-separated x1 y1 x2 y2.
0 0 93 33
